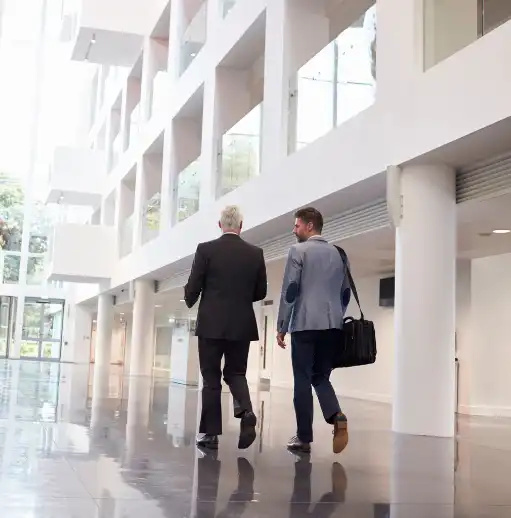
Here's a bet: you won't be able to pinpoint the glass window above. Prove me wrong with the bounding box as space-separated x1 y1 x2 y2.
175 160 201 223
0 173 24 254
26 256 46 285
2 254 21 284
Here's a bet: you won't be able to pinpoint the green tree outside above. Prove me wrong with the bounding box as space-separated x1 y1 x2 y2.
0 172 53 283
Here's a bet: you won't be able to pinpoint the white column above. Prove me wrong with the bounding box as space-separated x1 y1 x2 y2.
393 164 456 437
390 434 455 518
167 0 186 82
132 160 147 250
92 293 114 399
140 37 158 123
105 109 121 173
129 279 156 377
199 70 221 207
160 124 178 232
94 294 114 369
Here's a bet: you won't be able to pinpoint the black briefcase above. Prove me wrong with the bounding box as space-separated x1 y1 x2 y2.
333 247 377 369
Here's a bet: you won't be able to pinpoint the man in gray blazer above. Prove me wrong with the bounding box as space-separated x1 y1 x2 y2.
276 207 351 454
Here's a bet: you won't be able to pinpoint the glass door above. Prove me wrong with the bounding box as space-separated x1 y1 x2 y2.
21 298 65 361
0 296 16 358
259 302 275 382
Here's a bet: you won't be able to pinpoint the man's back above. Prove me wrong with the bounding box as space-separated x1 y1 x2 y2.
279 237 347 333
185 234 267 341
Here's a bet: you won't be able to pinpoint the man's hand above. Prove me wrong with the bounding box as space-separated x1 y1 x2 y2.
277 332 287 349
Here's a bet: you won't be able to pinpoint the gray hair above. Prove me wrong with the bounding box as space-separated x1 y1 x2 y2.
220 205 243 231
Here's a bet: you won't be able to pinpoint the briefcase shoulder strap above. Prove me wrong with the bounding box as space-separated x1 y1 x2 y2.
334 245 364 320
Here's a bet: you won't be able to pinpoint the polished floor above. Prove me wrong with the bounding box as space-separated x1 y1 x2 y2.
0 361 509 517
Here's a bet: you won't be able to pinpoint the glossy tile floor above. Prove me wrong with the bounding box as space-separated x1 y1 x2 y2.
0 361 510 517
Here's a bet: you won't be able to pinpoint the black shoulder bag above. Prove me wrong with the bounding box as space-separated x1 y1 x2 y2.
333 246 377 369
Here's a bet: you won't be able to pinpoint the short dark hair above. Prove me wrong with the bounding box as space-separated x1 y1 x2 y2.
294 207 324 233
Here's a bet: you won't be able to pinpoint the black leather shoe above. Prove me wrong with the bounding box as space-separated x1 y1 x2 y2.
238 411 257 450
287 435 311 454
196 434 219 450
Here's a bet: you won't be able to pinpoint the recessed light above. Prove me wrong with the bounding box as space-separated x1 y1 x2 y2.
493 229 511 234
155 305 163 308
180 299 185 303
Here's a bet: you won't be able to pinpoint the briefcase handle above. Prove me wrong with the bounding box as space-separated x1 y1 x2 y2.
334 246 364 320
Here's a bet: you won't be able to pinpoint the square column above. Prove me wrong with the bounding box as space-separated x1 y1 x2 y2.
393 164 457 437
129 279 156 377
199 70 221 208
261 0 290 173
140 37 159 124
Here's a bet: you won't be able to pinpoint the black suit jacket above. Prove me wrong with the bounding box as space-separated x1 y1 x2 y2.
184 234 267 341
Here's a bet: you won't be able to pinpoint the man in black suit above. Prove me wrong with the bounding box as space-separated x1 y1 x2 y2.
184 205 267 450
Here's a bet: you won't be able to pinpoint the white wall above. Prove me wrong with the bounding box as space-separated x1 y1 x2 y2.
465 253 511 417
264 259 394 402
61 304 93 364
260 254 511 418
330 277 394 403
49 224 117 283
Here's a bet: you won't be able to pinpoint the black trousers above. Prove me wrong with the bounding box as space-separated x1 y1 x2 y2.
198 338 253 435
291 330 342 443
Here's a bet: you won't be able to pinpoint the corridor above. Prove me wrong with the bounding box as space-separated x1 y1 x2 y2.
0 360 508 517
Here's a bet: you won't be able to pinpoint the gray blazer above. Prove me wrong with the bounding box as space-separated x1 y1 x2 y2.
277 236 351 334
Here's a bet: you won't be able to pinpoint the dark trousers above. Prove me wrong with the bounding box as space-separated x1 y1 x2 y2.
198 338 253 435
291 329 342 443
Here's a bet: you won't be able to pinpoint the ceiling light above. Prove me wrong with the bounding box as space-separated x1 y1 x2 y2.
155 305 163 308
492 229 511 234
91 34 96 44
120 312 124 315
180 299 185 303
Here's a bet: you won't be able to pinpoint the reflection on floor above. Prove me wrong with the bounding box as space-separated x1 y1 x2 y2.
0 361 509 516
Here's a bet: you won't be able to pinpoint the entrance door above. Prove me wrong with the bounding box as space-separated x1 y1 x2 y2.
0 296 16 358
21 298 65 361
259 302 275 382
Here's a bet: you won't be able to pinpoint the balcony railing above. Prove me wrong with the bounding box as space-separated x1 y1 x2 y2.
175 160 201 223
218 104 262 197
424 0 511 68
292 7 376 151
180 1 207 75
142 193 161 244
222 0 238 17
60 0 80 42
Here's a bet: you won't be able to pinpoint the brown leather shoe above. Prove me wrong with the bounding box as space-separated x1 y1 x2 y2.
333 414 349 454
